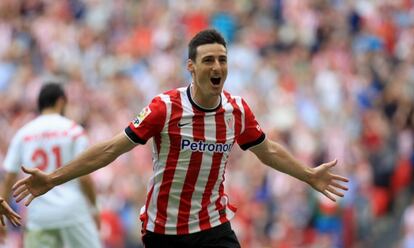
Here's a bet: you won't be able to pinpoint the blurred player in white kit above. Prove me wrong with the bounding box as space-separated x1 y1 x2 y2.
1 82 101 248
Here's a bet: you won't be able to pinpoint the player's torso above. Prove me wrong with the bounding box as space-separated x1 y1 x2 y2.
15 114 92 228
150 88 244 198
143 88 245 234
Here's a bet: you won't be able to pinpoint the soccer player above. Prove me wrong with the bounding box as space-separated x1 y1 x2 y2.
12 29 348 248
2 83 101 248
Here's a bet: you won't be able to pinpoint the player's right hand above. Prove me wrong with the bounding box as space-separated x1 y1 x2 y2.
0 199 21 244
0 198 21 227
12 166 54 206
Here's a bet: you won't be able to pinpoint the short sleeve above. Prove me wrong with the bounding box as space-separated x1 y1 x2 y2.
124 96 167 144
72 126 89 156
237 99 265 150
3 132 23 173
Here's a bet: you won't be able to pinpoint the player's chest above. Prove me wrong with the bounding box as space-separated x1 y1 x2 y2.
165 110 236 143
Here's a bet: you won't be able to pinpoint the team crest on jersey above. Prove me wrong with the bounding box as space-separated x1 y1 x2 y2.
132 106 151 128
226 117 234 130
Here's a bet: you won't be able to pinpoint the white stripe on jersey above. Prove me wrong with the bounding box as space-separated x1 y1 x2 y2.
235 96 246 135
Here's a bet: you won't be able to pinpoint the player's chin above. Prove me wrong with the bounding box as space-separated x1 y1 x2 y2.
210 84 223 93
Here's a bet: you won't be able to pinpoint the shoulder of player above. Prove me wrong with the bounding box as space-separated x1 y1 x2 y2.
41 115 85 135
222 90 244 104
13 115 45 136
8 116 50 142
161 87 185 99
49 115 83 129
150 87 185 106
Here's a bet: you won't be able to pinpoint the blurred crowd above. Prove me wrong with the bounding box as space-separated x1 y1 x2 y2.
0 0 413 247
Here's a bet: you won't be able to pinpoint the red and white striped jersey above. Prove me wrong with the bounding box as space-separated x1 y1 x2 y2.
124 86 265 235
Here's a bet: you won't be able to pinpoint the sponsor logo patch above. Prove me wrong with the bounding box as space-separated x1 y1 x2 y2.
132 106 151 128
181 139 232 153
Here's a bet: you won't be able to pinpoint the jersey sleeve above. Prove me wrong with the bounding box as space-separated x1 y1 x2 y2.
124 96 166 144
3 132 23 173
237 99 266 150
71 126 89 157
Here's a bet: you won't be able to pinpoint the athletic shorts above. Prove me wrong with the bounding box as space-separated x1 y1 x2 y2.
24 220 101 248
142 221 241 248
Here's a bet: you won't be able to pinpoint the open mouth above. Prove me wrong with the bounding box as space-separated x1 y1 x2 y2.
210 77 221 85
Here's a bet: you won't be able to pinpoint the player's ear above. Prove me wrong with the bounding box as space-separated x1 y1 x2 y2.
187 59 194 73
56 97 67 114
56 97 66 107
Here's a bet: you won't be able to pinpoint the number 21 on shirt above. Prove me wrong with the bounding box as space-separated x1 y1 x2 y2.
31 146 62 171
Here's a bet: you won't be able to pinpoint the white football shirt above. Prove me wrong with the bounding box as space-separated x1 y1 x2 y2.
4 114 94 229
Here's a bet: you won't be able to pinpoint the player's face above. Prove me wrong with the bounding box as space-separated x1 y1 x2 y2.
188 43 227 104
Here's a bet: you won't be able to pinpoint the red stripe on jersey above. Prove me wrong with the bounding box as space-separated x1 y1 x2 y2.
154 92 183 234
199 107 226 230
176 109 205 234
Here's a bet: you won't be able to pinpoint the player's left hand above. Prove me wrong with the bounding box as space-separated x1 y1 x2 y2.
12 166 54 206
307 159 349 202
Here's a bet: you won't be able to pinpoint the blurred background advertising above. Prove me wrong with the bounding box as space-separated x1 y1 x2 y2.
0 0 413 247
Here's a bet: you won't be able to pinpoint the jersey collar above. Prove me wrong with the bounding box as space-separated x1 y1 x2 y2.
186 85 222 112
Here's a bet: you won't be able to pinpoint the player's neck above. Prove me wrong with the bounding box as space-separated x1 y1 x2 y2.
190 84 220 109
41 107 61 116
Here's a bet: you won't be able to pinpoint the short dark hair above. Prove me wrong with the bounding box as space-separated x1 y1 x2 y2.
38 83 66 112
188 29 227 61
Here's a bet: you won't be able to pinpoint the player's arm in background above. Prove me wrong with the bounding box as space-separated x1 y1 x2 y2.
13 132 136 206
79 175 100 229
0 173 21 225
0 132 24 243
74 129 100 229
250 138 349 202
0 172 22 243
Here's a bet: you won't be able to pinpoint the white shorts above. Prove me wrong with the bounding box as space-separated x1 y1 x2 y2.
24 220 102 248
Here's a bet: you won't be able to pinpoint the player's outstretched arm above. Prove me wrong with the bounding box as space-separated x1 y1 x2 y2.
12 132 136 206
0 198 21 227
250 138 349 202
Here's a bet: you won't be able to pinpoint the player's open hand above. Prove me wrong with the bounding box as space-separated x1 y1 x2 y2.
307 159 349 202
0 198 21 227
12 166 54 206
